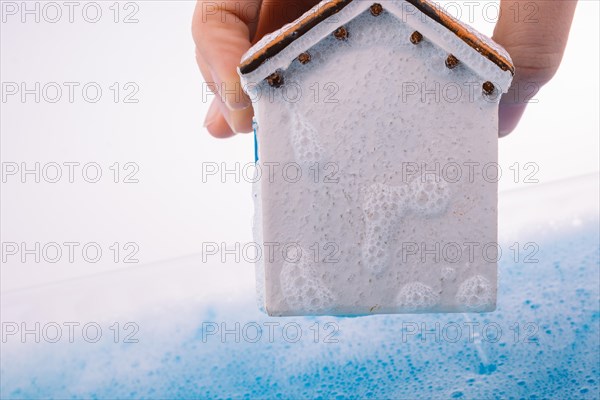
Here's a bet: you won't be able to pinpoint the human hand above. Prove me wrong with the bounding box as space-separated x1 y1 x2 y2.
492 0 577 136
192 0 578 138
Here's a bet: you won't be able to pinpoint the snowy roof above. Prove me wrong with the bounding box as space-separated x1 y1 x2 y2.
239 0 514 92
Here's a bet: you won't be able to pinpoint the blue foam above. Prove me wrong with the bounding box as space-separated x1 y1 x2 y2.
1 222 598 399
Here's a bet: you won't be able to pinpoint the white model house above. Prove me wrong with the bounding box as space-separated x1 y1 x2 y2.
238 0 514 316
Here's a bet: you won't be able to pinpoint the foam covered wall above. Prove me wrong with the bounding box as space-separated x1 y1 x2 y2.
241 3 512 315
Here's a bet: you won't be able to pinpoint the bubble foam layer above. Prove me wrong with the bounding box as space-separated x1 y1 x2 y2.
1 220 598 399
288 103 326 164
361 178 451 276
280 249 336 313
362 183 410 274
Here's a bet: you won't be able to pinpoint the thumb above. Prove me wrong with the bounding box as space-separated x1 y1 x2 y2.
192 1 260 133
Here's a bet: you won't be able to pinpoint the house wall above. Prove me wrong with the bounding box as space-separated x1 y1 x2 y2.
251 9 499 315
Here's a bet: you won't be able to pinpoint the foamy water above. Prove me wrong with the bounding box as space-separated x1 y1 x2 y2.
1 225 598 399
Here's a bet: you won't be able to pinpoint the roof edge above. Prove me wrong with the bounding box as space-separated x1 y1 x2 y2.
239 0 514 76
407 0 513 74
239 0 353 75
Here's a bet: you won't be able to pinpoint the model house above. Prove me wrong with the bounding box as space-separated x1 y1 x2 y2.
238 0 514 316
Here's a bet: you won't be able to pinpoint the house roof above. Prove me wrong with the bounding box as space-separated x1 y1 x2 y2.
239 0 514 76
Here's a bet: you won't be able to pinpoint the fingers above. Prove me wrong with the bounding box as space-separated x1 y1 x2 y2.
204 99 236 138
493 0 578 135
192 0 261 136
195 49 253 136
195 48 231 137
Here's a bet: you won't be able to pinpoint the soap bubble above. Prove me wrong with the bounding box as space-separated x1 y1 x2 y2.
409 175 451 216
396 281 440 311
456 275 494 311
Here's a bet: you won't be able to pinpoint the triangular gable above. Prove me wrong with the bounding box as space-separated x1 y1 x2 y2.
239 0 514 93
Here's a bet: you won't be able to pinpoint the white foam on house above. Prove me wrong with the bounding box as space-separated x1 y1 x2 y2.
361 177 450 275
288 101 327 164
251 168 266 312
279 248 337 313
396 281 440 311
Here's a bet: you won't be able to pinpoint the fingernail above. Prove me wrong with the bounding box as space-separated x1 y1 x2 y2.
209 67 252 111
224 85 251 111
203 99 220 128
226 94 252 111
229 107 254 134
208 94 253 134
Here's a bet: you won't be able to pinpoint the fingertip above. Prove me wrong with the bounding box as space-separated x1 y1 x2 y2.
209 66 252 112
206 113 236 138
230 106 255 134
212 95 254 135
498 103 527 137
204 99 235 138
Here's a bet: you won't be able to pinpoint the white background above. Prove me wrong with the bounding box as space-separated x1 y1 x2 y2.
1 0 598 292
